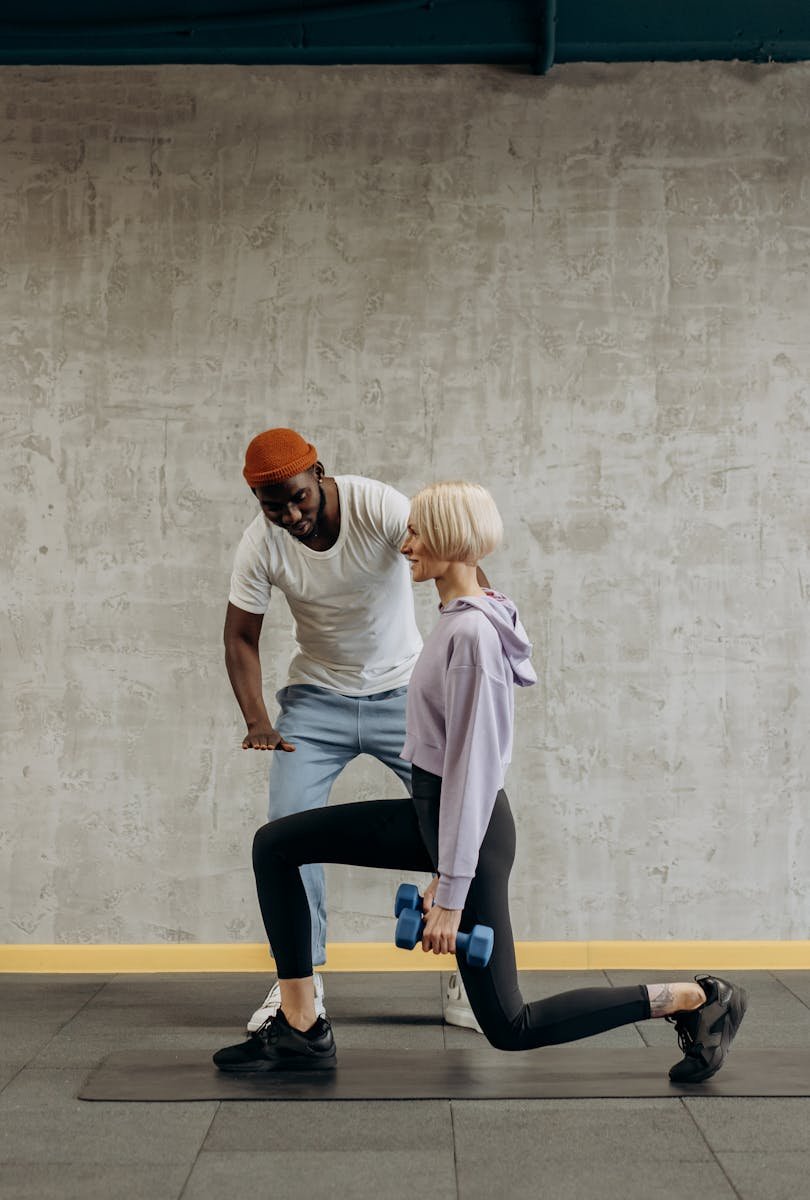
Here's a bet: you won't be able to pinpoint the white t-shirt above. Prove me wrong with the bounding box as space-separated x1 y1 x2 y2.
228 475 423 696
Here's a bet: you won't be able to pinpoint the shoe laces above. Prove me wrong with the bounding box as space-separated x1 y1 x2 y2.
666 1012 703 1059
255 1015 282 1045
256 1014 327 1042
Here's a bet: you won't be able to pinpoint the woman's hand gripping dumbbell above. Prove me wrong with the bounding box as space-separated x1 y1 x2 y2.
393 883 494 967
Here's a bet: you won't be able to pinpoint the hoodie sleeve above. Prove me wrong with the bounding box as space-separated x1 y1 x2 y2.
435 653 511 910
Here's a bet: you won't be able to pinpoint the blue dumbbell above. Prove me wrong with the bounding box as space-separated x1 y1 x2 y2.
393 883 494 967
394 882 421 917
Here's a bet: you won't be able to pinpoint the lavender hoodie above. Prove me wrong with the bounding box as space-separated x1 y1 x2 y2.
400 591 536 909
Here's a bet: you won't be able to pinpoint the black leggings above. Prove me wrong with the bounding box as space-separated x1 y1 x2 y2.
252 765 650 1051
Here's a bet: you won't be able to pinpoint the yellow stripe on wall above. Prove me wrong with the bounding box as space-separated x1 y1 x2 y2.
1 941 808 973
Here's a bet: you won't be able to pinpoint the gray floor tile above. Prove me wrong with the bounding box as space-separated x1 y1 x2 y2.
184 1150 457 1200
456 1156 737 1199
630 1019 693 1048
319 973 444 1027
319 996 442 1022
0 1068 217 1165
319 972 443 999
772 971 810 1010
27 1018 250 1070
88 973 269 1007
0 1065 25 1093
0 1017 84 1062
23 982 447 1067
29 1012 444 1070
451 1097 713 1162
86 972 444 1025
84 971 441 1007
323 1017 444 1049
204 1098 451 1152
0 976 111 1012
717 1151 810 1200
0 1162 191 1200
1 969 807 1198
42 1001 257 1031
685 1097 810 1151
574 1023 648 1047
712 973 810 1046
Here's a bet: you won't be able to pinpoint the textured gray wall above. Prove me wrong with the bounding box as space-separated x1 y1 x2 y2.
3 62 808 945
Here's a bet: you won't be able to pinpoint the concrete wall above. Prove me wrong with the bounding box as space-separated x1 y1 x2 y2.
2 62 808 945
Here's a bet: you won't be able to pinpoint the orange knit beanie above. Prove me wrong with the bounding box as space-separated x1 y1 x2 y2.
242 428 318 487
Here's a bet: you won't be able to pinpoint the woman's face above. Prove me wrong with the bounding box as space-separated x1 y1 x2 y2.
401 517 447 584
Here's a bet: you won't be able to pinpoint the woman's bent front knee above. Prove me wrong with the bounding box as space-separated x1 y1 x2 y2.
252 820 288 873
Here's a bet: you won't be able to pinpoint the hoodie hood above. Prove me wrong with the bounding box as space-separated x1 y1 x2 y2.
440 591 537 687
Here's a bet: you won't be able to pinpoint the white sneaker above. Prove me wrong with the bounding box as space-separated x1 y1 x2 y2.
443 971 483 1034
246 973 326 1033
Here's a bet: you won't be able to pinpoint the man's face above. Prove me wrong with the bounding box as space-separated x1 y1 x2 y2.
254 469 324 540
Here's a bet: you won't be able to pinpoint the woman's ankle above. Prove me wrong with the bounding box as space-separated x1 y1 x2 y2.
646 981 707 1018
280 1007 317 1033
278 976 318 1032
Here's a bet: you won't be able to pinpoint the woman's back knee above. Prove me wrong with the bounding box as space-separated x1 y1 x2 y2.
484 1029 523 1052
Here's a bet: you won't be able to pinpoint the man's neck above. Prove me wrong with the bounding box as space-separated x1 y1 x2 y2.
301 476 339 549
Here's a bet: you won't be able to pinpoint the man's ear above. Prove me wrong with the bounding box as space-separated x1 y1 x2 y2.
312 462 325 481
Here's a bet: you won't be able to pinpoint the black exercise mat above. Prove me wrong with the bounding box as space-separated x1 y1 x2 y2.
78 1047 810 1101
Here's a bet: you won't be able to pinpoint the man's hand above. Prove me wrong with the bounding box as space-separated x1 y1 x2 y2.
421 904 462 956
242 721 296 752
422 876 439 913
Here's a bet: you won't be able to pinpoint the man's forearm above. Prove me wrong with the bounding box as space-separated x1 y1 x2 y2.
225 638 272 728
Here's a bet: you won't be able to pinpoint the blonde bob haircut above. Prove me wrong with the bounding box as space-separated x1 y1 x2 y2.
409 481 503 563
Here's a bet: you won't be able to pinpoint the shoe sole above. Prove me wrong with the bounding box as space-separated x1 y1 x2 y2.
216 1054 337 1074
670 984 748 1084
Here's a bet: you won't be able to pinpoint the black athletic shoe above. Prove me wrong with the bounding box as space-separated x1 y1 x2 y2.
667 974 748 1084
213 1009 337 1073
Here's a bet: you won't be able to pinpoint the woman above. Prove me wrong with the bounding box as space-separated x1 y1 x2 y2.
214 482 747 1083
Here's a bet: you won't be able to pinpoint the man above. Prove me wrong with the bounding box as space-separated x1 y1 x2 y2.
226 427 486 1031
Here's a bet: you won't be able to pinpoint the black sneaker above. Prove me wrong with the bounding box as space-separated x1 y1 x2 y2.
213 1009 337 1073
667 974 748 1084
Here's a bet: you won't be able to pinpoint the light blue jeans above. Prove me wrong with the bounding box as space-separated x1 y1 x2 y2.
267 683 412 966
